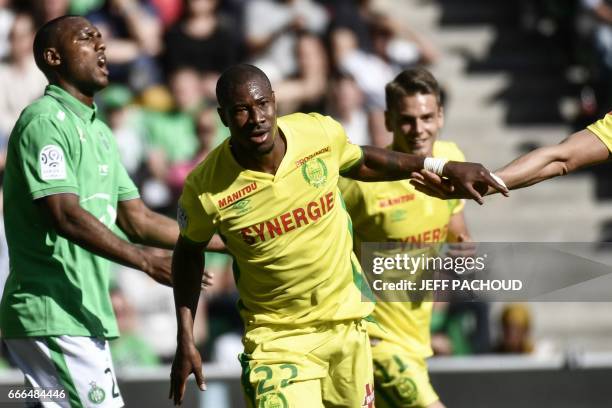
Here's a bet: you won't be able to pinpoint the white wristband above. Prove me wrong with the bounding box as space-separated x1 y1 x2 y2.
489 172 508 189
424 157 448 176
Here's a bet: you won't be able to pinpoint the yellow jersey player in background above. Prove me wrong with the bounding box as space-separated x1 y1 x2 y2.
340 68 471 408
168 64 507 407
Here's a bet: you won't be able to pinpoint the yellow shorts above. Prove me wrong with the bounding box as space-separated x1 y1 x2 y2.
240 319 375 408
371 340 438 408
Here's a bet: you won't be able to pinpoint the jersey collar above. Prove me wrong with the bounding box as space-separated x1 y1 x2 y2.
45 84 98 123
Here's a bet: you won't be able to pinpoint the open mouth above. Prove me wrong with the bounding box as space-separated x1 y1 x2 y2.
250 130 269 144
97 54 108 75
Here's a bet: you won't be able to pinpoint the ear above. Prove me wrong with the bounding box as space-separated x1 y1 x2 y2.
384 110 392 132
438 106 445 128
217 107 228 127
43 47 61 68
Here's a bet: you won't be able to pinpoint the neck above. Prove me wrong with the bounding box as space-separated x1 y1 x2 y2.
391 139 432 157
53 78 95 106
231 130 286 175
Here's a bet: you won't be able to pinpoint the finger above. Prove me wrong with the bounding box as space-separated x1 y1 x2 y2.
410 179 449 198
463 184 484 205
420 169 441 182
410 181 445 198
178 380 187 406
194 367 207 391
410 172 425 181
484 172 509 196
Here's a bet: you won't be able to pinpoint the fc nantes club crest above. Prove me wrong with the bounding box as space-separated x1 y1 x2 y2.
302 158 328 188
258 391 288 408
88 381 106 404
396 377 418 404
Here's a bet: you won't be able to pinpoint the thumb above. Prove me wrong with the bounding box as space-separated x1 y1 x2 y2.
194 368 207 391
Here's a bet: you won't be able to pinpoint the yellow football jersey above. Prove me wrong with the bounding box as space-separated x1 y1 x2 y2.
339 141 465 358
587 113 612 152
179 113 374 329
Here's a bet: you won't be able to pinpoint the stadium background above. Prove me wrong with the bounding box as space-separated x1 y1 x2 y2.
0 0 611 406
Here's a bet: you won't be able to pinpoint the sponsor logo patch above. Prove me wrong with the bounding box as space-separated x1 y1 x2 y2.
39 144 66 180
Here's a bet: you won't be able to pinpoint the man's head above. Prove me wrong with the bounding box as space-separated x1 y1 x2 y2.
216 64 277 156
33 15 109 96
385 68 443 156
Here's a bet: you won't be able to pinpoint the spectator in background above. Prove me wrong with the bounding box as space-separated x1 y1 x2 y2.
0 0 15 61
0 13 47 144
163 0 241 98
165 107 218 199
244 0 329 113
141 68 203 211
329 2 438 146
431 301 491 355
109 285 161 369
494 304 534 354
88 0 163 90
579 0 612 112
325 72 372 145
29 0 70 26
98 84 148 183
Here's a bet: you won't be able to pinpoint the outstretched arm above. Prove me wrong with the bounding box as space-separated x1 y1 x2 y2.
494 129 610 190
343 146 508 204
410 129 610 198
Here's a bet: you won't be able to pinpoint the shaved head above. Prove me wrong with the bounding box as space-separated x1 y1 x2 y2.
33 15 81 77
216 64 272 108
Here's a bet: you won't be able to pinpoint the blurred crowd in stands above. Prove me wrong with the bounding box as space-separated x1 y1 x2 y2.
0 0 598 370
519 0 612 125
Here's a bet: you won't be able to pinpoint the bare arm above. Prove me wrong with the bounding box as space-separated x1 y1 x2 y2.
117 198 178 249
494 129 610 191
169 236 207 405
112 0 162 55
343 145 425 181
410 129 610 199
344 146 507 203
37 193 171 285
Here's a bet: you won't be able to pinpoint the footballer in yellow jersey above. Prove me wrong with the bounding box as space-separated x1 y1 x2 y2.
340 68 473 408
169 64 508 407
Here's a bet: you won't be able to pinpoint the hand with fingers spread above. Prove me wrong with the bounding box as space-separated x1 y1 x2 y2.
411 165 509 204
169 339 206 406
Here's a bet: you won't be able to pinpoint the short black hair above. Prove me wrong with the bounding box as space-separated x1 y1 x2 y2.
33 15 80 76
216 64 272 107
385 67 442 109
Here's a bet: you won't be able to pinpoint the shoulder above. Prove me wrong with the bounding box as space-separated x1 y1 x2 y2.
433 140 465 162
184 141 231 193
12 96 64 136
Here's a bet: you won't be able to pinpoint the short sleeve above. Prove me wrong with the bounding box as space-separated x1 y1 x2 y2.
316 114 363 174
17 117 78 199
338 176 363 213
116 161 140 201
177 179 216 244
586 114 612 153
